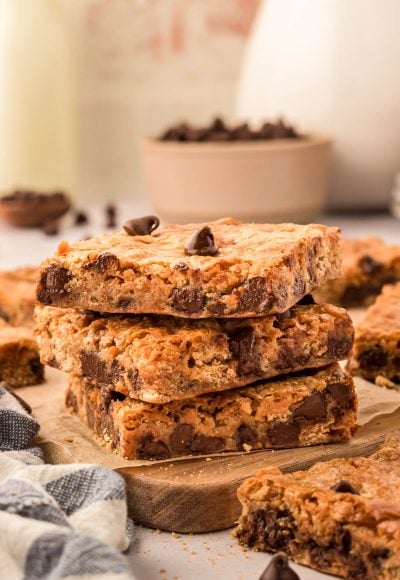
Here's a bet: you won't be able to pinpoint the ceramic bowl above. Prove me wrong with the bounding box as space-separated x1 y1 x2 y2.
139 135 332 223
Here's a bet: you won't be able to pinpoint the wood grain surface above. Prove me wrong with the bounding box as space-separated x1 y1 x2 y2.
18 369 400 533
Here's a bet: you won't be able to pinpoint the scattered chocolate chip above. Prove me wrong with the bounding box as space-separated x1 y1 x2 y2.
184 226 219 256
259 552 300 580
74 210 88 226
268 422 300 447
123 215 160 236
358 344 388 370
297 294 315 305
330 480 360 494
293 392 327 422
169 424 194 454
359 255 384 275
238 277 272 314
170 287 205 314
42 219 59 236
105 203 117 228
228 327 260 375
189 434 224 454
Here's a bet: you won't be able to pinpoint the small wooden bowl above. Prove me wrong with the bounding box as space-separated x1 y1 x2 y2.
0 191 71 228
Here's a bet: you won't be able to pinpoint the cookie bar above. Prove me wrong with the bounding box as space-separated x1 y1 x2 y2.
314 237 400 307
0 320 44 386
0 266 38 327
348 283 400 386
234 435 400 579
36 303 354 403
66 364 357 460
37 218 341 318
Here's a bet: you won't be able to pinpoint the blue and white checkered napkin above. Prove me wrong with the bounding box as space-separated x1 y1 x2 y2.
0 383 135 579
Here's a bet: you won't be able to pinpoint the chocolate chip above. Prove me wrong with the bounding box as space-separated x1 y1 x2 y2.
170 287 205 314
358 345 388 370
228 327 260 375
236 424 258 447
330 480 360 495
37 265 71 304
238 277 272 314
29 357 44 381
327 381 354 409
138 435 170 460
259 552 300 580
297 294 315 305
189 434 224 454
83 252 120 273
105 203 117 228
293 392 327 421
169 424 194 453
184 226 219 257
42 219 59 236
80 351 122 384
207 300 225 316
123 215 160 236
268 422 300 447
359 255 384 275
341 530 352 555
74 210 88 226
276 309 292 322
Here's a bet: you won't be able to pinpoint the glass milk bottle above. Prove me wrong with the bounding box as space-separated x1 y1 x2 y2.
0 0 76 194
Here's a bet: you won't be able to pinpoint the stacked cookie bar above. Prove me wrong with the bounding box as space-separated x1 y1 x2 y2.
35 218 357 459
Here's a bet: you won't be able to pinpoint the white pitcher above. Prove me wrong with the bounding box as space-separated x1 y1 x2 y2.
237 0 400 210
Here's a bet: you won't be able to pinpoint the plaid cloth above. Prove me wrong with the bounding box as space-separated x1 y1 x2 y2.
0 383 135 579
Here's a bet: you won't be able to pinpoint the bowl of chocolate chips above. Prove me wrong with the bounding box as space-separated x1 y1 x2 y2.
0 190 71 229
139 117 332 223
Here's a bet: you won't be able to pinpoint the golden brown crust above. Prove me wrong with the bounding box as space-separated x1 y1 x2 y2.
0 323 44 386
37 219 341 318
36 303 354 403
66 364 358 460
348 283 400 385
0 266 38 327
314 237 400 307
234 435 400 579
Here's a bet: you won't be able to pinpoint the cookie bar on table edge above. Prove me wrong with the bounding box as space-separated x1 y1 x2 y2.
65 364 357 460
313 237 400 307
234 435 400 580
0 266 38 327
348 283 400 387
37 218 341 318
0 320 44 386
35 302 354 403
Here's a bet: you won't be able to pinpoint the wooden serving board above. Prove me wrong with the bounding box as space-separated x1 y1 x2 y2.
19 369 400 534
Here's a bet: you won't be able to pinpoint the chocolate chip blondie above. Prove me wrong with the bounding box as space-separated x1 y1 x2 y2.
66 364 357 460
314 237 400 307
348 283 400 386
234 434 400 579
0 320 44 386
0 266 38 327
37 218 341 318
36 303 353 403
